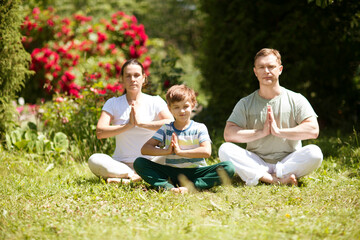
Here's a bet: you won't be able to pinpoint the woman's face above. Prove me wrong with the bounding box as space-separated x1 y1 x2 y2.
122 64 145 92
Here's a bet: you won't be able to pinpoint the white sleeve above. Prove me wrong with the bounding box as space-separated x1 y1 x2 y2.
102 97 116 116
154 95 168 114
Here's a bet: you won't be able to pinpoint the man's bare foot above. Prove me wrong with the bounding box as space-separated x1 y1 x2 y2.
260 173 298 186
170 187 188 194
106 178 131 184
279 174 298 186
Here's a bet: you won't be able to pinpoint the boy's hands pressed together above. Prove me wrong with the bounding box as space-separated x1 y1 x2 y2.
171 132 182 155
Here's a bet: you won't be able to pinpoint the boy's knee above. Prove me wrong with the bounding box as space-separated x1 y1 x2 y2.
133 157 149 172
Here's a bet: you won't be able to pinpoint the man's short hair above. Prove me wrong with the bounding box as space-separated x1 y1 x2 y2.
166 84 197 107
254 48 282 65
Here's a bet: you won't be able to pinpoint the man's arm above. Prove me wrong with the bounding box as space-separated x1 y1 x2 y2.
270 115 319 140
223 120 270 143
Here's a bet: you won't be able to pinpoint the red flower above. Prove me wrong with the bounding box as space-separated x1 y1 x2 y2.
55 97 64 102
32 8 40 15
111 18 118 25
62 18 71 25
131 16 137 24
47 19 54 27
97 32 107 43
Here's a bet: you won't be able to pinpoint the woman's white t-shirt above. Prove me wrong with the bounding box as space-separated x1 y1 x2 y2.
102 94 168 163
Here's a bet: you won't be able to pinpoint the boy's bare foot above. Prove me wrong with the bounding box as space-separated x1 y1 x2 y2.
178 174 197 193
106 178 131 184
170 187 189 194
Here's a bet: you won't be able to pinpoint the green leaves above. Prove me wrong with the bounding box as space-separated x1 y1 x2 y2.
5 122 69 158
54 132 69 153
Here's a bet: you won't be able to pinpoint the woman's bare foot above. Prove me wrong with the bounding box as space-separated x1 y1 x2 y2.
106 178 131 184
170 187 188 194
130 174 142 182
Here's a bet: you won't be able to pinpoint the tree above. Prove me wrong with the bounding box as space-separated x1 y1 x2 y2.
197 0 360 133
0 0 33 135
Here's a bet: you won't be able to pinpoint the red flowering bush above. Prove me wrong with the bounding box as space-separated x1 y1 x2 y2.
21 7 151 102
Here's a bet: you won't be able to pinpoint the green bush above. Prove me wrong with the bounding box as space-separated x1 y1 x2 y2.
0 0 33 135
197 0 360 133
5 122 70 162
39 87 115 162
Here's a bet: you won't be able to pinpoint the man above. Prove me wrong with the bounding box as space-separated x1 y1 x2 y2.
218 48 323 186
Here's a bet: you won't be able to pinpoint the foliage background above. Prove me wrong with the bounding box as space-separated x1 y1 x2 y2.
0 0 33 135
196 0 360 134
1 1 360 239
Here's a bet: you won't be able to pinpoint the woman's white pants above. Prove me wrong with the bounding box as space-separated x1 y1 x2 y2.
88 153 166 179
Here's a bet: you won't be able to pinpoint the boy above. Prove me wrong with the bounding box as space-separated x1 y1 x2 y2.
133 85 235 193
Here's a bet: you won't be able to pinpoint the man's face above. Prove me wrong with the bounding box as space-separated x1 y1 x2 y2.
253 54 283 87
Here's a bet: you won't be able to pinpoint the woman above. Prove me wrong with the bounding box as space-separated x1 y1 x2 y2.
88 59 173 183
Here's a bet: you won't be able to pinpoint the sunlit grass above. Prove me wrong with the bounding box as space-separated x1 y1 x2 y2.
1 135 360 239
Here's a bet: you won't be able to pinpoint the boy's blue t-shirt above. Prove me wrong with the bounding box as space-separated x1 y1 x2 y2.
152 120 211 168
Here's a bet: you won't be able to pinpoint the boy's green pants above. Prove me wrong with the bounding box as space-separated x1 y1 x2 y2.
133 157 235 190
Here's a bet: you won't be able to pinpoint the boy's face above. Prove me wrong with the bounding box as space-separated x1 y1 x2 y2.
168 99 194 123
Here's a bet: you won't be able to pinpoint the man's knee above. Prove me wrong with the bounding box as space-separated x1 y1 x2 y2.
218 142 235 161
306 144 323 164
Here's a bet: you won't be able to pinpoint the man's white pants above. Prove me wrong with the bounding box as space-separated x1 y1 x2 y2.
218 143 323 186
88 153 166 179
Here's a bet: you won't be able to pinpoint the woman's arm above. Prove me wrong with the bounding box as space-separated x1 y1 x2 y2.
141 138 173 156
136 109 174 131
96 111 134 139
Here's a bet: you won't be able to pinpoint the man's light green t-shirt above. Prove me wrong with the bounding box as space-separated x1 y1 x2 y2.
227 87 317 164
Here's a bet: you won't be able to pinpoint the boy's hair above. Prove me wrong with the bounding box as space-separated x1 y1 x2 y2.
166 84 197 107
254 48 282 65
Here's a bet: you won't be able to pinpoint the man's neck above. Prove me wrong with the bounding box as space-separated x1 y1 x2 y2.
258 85 282 100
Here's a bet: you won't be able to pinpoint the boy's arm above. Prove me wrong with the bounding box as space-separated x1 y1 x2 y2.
173 134 211 158
141 138 173 156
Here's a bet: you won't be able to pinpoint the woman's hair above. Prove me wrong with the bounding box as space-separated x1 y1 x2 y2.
166 84 197 107
121 59 148 86
254 48 282 65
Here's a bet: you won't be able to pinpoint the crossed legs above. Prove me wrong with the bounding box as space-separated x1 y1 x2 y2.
218 142 323 186
88 153 141 184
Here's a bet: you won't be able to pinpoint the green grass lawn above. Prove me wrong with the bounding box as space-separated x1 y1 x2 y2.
1 143 360 239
